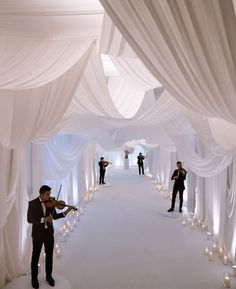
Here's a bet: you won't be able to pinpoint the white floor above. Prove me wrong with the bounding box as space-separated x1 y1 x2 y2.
53 167 233 289
6 167 235 289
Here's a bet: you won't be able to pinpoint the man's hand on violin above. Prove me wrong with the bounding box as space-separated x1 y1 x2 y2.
44 216 53 223
64 206 76 215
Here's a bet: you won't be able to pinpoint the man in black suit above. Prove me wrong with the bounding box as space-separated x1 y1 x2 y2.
98 157 109 185
137 152 145 175
27 185 73 288
168 161 187 213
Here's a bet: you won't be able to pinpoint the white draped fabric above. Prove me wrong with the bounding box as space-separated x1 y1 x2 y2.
175 137 233 177
108 76 145 118
2 0 236 287
184 111 229 156
0 146 31 287
0 42 93 148
0 0 104 38
208 118 236 151
110 57 161 90
0 37 92 89
41 135 89 180
69 43 122 118
100 0 236 122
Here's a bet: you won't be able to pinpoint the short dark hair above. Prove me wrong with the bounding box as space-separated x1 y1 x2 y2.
39 185 51 195
177 161 182 165
100 157 104 160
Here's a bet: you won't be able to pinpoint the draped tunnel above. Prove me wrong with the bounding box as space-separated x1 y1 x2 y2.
1 1 236 289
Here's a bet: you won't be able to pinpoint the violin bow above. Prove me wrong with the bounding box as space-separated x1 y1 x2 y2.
51 184 62 218
56 184 62 201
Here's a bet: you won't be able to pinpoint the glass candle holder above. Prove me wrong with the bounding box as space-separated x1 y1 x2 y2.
208 251 214 261
223 255 228 265
232 265 236 277
223 273 230 288
218 247 224 258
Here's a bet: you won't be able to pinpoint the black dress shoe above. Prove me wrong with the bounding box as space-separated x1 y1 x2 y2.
167 208 174 212
102 182 106 184
46 276 55 286
31 279 39 289
179 209 183 213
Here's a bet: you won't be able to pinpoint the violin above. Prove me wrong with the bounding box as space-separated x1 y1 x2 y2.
44 197 78 211
178 168 186 174
102 160 112 164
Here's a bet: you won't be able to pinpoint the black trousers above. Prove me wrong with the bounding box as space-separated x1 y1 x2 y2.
99 169 105 184
31 229 54 280
171 186 184 210
138 163 144 175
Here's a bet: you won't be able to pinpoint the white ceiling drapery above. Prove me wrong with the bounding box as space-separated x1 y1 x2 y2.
100 0 236 122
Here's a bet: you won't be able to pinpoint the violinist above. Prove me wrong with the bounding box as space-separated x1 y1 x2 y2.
27 185 74 288
168 161 187 213
137 152 145 175
98 157 111 185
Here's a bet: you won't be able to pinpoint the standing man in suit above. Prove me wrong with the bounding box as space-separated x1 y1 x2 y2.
27 185 74 288
137 152 145 175
168 161 187 213
98 157 109 185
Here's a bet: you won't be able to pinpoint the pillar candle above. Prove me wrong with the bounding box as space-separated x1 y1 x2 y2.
232 265 236 277
224 273 230 288
204 246 210 255
218 247 224 258
212 242 218 254
208 251 214 261
223 255 228 265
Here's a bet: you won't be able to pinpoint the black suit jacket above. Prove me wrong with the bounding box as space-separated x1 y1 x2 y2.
137 155 145 164
98 161 108 172
171 169 187 190
27 197 65 237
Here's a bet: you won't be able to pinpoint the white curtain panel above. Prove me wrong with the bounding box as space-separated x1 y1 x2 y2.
208 118 236 151
41 135 89 180
0 146 26 228
111 56 161 91
0 145 31 287
0 36 92 89
69 43 122 118
99 12 136 57
225 157 236 260
0 0 104 39
100 0 236 122
104 90 184 128
175 136 233 177
108 76 145 118
0 42 94 148
184 111 229 156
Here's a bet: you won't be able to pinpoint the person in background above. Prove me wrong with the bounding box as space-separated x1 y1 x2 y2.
137 152 145 175
168 161 187 213
98 157 110 185
27 185 74 289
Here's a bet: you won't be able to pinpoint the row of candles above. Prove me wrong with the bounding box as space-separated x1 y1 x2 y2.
38 186 98 267
180 213 236 288
145 175 236 287
148 176 168 193
204 241 236 287
147 176 236 287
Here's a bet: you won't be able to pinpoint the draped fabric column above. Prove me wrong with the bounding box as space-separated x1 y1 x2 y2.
225 155 236 260
0 146 30 287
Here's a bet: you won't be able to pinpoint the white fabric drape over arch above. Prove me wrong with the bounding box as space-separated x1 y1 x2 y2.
100 1 236 122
